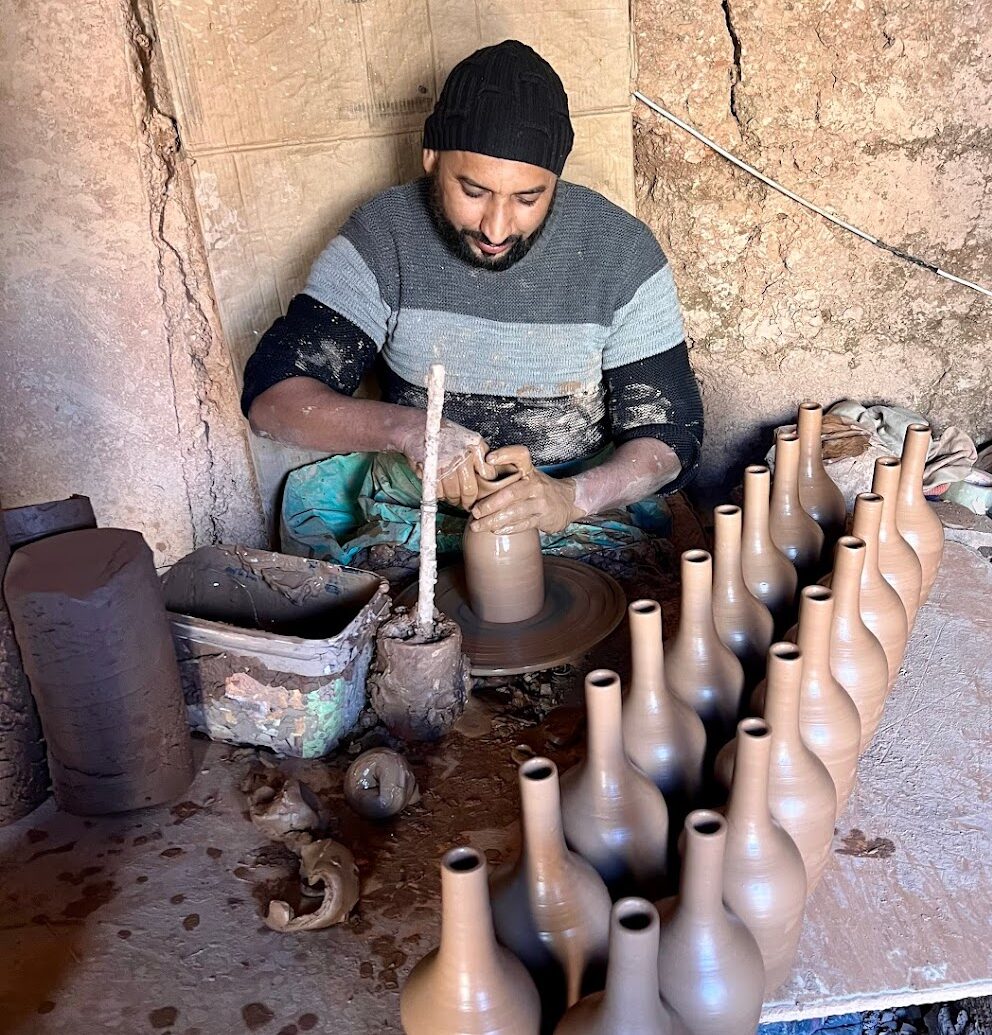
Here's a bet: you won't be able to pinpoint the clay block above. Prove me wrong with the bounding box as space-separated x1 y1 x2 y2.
2 495 96 549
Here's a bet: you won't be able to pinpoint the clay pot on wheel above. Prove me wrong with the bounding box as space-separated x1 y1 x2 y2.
491 757 611 1012
463 524 545 624
741 465 798 633
871 456 923 628
554 898 672 1035
560 670 669 898
769 431 825 585
896 423 945 603
400 846 541 1035
656 811 765 1035
796 401 847 545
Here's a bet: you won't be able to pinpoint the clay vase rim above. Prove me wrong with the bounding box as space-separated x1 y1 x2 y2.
907 421 931 434
520 755 558 783
876 456 900 470
798 401 822 414
715 503 741 517
685 808 726 838
745 463 769 476
769 641 801 662
443 845 485 875
683 548 711 564
837 535 866 552
587 668 620 691
777 430 799 443
613 896 660 934
738 716 771 740
629 598 661 617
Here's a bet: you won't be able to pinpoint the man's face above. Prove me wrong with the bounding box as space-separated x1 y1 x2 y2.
423 149 557 271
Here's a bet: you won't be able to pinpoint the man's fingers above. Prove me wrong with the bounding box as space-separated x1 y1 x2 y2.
439 472 464 505
470 499 541 534
470 480 535 519
471 443 498 481
456 461 478 510
485 445 534 475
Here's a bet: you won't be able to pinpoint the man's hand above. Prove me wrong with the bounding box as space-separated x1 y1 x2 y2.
468 446 583 535
400 418 497 511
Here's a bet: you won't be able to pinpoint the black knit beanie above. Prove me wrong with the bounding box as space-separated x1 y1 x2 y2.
423 40 574 176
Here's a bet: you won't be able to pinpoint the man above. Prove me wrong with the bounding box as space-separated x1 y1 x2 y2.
242 40 703 550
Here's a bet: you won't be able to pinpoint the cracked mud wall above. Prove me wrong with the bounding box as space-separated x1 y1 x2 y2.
0 0 264 564
633 0 992 493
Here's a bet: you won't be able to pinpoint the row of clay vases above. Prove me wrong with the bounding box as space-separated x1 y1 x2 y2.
871 456 923 627
796 401 847 545
741 465 798 633
769 430 825 586
896 423 945 603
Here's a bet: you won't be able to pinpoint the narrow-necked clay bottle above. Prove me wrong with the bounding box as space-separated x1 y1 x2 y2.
712 504 774 687
463 525 545 624
850 493 909 687
401 846 541 1035
796 401 847 544
560 670 669 897
722 717 807 995
622 600 706 830
828 537 890 751
741 465 798 632
664 550 745 751
769 431 825 585
656 812 765 1035
871 456 923 628
554 899 672 1035
491 757 611 1012
896 423 945 603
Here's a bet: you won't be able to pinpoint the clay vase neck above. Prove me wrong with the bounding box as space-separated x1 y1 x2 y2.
664 550 745 751
851 493 909 687
560 670 669 898
554 899 672 1035
762 643 837 891
896 423 945 603
401 847 541 1035
463 525 545 624
794 586 861 813
871 456 923 628
741 465 798 632
796 401 847 544
622 600 706 826
711 504 774 685
828 537 890 752
769 432 825 584
723 718 807 994
655 812 765 1035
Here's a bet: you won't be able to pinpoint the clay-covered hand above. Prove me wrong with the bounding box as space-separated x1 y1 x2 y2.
468 446 583 535
400 418 496 511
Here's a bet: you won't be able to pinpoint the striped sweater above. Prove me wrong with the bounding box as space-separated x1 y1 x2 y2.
242 178 703 491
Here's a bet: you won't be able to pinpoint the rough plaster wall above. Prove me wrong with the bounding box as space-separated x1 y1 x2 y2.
633 0 992 493
0 0 264 564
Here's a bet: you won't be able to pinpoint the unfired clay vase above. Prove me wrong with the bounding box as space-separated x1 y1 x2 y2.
554 898 672 1035
463 525 545 624
850 493 909 687
796 401 847 544
400 846 541 1035
896 423 945 603
560 670 669 897
741 465 798 632
871 456 923 628
656 812 765 1035
664 550 745 749
722 718 807 994
711 504 774 686
769 431 825 585
622 600 706 829
828 537 890 751
491 757 611 1011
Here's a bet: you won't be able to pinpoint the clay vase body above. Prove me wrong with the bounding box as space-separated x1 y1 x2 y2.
722 718 807 995
622 599 706 833
871 456 923 628
401 846 541 1035
560 670 669 898
796 401 847 545
896 423 945 603
828 537 890 751
554 898 672 1035
711 504 774 687
463 525 545 624
741 465 798 633
850 494 909 687
491 757 612 1012
656 812 765 1035
769 431 825 585
664 550 745 754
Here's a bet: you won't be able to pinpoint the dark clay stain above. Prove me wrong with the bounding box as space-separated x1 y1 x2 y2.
62 880 118 920
37 1001 56 1014
171 800 207 824
26 828 49 844
149 1006 179 1028
57 865 103 885
118 929 132 940
133 831 165 847
27 840 76 863
182 914 200 931
207 846 223 859
160 847 185 858
298 1016 318 1032
136 875 149 884
836 827 896 859
241 1002 275 1030
170 893 185 905
277 1027 298 1035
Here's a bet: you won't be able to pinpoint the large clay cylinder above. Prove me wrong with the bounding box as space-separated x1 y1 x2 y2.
769 431 825 585
871 456 923 628
711 504 774 687
4 528 194 815
795 401 847 544
401 846 541 1035
741 465 798 632
463 526 545 624
0 500 48 825
896 423 945 603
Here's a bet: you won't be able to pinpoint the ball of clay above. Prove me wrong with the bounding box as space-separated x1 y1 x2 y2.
344 748 420 820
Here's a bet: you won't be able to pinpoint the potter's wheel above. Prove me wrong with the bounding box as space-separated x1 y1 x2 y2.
396 557 626 676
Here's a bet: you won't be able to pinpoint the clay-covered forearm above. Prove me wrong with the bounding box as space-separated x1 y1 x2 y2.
570 438 682 518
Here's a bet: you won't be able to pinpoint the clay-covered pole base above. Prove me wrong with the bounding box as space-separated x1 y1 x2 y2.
4 528 194 815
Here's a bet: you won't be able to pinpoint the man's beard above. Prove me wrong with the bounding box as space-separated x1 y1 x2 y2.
427 171 554 272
